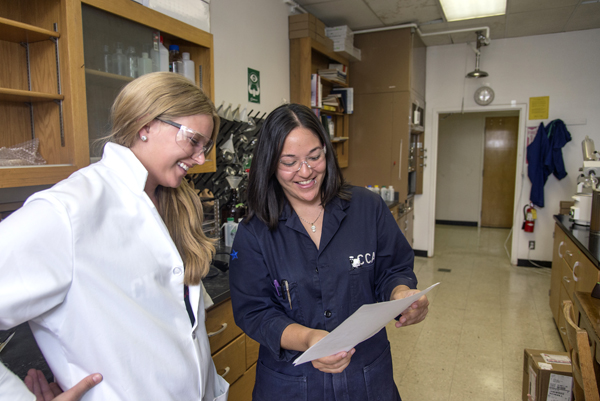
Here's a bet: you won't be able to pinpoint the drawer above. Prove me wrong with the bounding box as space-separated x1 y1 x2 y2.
245 335 260 370
212 333 246 385
389 205 399 220
560 257 575 301
206 299 243 354
557 283 572 350
573 256 600 293
229 362 256 401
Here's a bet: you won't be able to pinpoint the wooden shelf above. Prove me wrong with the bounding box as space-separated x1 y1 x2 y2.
0 16 60 43
320 76 348 88
0 88 64 103
85 68 135 83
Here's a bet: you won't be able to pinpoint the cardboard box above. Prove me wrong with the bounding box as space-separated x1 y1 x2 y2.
289 21 316 32
522 349 573 401
289 13 317 24
289 29 316 40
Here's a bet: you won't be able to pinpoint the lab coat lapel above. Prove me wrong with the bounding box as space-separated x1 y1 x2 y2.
318 197 348 255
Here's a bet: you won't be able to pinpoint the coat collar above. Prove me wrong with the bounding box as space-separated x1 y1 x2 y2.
100 142 149 194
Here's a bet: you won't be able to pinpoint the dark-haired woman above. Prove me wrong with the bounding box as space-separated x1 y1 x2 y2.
228 103 429 400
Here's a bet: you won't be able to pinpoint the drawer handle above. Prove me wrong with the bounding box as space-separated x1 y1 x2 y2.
558 241 565 258
563 276 571 284
572 261 579 282
219 366 230 378
560 327 567 336
565 250 573 257
207 323 228 337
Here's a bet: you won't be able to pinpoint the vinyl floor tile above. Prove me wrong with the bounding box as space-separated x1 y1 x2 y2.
391 225 562 400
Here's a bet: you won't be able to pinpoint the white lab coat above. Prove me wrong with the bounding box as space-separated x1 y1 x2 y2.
0 143 228 400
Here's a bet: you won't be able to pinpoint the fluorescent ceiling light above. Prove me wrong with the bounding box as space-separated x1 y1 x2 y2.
439 0 506 21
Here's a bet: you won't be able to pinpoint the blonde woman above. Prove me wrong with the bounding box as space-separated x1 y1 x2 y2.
0 72 229 401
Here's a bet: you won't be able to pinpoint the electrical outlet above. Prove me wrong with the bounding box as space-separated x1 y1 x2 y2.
529 241 535 250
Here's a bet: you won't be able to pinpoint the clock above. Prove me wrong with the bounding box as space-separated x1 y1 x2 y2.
474 86 495 106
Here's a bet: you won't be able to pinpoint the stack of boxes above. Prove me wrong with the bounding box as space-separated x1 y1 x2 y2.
288 13 333 52
325 25 361 61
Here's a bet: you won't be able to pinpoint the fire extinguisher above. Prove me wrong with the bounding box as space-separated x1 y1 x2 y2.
522 203 537 232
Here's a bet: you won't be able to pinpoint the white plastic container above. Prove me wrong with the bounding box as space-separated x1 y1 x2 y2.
372 185 380 195
380 186 388 200
181 52 195 83
387 185 395 201
223 218 239 247
138 52 153 76
159 36 169 72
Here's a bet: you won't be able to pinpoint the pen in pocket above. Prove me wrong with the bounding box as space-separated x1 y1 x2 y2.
281 279 292 310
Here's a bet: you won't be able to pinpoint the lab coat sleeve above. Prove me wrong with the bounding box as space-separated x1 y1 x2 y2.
373 197 417 302
229 221 298 362
0 198 73 399
0 368 35 401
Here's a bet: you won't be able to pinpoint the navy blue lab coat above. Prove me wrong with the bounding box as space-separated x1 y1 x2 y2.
229 186 417 401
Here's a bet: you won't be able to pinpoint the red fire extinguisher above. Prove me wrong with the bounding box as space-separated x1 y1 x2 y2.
523 203 537 232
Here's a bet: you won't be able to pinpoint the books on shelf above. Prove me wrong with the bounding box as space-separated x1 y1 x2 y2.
320 114 335 139
330 87 353 114
317 67 346 84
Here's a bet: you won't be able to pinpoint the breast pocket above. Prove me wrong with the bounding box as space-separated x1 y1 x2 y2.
349 262 376 312
253 360 307 401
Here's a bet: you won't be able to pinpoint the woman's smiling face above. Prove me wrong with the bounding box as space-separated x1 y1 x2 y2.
275 126 326 207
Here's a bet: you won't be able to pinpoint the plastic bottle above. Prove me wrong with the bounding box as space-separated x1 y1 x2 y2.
223 217 238 247
138 52 153 76
373 185 380 196
159 36 169 72
126 46 137 78
221 187 245 224
102 44 111 73
168 45 182 74
112 42 126 76
387 185 395 202
181 52 195 83
380 186 388 200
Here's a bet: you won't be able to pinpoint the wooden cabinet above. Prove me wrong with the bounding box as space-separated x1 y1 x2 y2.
206 298 258 400
344 28 425 205
289 37 349 168
550 223 600 349
0 0 215 189
390 203 413 247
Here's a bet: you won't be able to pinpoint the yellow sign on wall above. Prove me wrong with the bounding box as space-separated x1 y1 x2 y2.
529 96 549 120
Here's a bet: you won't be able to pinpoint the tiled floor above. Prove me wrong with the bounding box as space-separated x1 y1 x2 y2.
388 225 564 401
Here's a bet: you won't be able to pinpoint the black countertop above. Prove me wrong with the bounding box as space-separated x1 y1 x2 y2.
554 214 600 267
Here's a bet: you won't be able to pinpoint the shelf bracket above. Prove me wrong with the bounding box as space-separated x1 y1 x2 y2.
52 23 65 147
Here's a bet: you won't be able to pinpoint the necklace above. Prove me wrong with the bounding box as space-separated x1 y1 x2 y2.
298 207 323 233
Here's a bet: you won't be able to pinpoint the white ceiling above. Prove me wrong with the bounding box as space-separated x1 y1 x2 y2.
291 0 600 46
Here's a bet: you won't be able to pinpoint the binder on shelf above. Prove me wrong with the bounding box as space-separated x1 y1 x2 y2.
320 115 334 139
330 87 353 114
311 74 322 108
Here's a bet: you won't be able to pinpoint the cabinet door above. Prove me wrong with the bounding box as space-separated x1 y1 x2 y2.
391 92 410 203
550 224 567 322
344 92 394 187
351 29 411 95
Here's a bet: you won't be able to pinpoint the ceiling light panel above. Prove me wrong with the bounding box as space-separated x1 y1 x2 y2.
440 0 506 21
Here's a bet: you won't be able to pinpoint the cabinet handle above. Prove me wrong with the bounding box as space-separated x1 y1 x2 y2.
207 323 228 337
560 327 567 336
563 276 571 284
565 250 573 257
572 261 579 282
558 241 564 258
219 366 230 378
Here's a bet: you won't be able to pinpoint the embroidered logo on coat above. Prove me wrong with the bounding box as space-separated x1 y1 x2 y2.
348 252 375 270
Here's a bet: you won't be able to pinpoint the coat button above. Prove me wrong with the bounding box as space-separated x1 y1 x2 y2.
191 331 197 339
324 310 332 318
172 267 183 275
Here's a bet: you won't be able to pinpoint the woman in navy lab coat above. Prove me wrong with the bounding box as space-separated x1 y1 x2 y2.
229 103 429 400
0 72 228 401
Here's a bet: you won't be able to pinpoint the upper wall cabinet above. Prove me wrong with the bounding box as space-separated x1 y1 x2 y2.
351 28 426 98
0 0 215 189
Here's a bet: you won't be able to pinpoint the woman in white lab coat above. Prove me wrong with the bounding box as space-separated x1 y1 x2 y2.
0 72 229 401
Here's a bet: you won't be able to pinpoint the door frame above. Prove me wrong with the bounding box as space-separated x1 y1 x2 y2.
425 103 527 265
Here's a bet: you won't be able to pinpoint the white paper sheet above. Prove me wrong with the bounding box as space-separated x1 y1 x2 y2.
293 282 440 366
